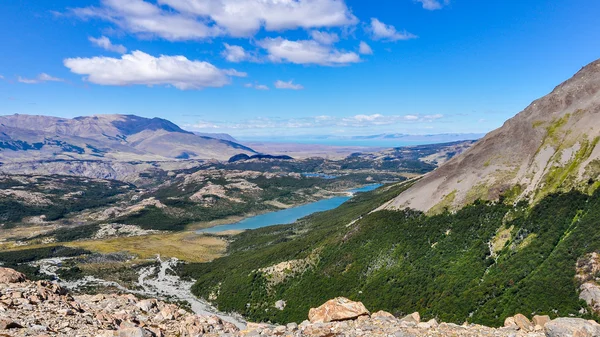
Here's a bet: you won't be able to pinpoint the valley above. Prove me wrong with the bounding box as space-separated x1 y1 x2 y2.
4 2 600 335
0 122 472 326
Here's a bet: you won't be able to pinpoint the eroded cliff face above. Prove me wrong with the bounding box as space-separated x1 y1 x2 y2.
385 59 600 213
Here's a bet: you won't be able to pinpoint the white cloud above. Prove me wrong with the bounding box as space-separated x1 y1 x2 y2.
259 37 360 66
72 0 223 41
416 0 450 10
63 50 246 90
359 41 373 55
0 75 4 79
310 30 339 45
89 36 127 54
188 113 445 130
369 18 417 41
72 0 357 40
245 83 269 90
221 43 259 63
18 73 65 84
158 0 358 36
274 80 304 90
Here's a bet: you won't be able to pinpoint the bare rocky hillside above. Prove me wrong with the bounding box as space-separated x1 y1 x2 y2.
385 59 600 212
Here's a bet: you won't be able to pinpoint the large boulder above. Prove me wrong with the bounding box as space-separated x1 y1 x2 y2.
545 318 600 337
308 297 370 323
513 313 534 331
504 316 517 328
400 312 421 326
532 315 551 328
0 267 26 283
580 282 600 313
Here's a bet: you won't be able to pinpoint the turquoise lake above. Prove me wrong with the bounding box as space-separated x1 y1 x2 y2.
199 184 382 233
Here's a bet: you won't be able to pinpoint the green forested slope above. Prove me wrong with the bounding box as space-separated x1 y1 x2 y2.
183 183 600 326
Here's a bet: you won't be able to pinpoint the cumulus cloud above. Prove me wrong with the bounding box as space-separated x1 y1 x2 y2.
18 73 65 84
89 36 127 53
310 30 339 45
222 44 247 62
72 0 222 41
63 50 246 90
259 37 360 66
416 0 450 10
188 113 445 130
158 0 358 36
359 41 373 55
274 80 304 90
72 0 357 40
245 83 270 90
368 18 417 41
221 43 259 63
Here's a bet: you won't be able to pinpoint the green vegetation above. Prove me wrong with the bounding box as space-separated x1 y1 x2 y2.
0 246 91 280
182 184 600 326
536 136 600 202
544 114 571 147
427 190 457 215
0 175 133 226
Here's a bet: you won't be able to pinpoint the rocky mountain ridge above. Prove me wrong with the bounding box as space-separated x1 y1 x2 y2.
2 267 595 337
0 114 255 162
385 59 600 212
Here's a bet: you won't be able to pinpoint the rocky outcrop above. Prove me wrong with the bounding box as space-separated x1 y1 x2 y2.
308 297 370 323
577 252 600 314
0 270 238 336
545 318 600 337
0 268 26 283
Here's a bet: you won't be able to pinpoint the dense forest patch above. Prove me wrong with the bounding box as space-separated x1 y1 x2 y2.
182 183 600 326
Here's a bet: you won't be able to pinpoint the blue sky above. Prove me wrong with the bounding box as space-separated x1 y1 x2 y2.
1 0 599 140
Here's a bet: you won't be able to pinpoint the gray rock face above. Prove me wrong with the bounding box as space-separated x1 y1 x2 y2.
545 318 600 337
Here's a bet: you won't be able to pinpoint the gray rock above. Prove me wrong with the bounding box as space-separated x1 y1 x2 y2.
545 318 600 337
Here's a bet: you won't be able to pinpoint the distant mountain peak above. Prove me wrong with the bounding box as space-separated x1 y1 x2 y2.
107 115 192 135
0 114 254 161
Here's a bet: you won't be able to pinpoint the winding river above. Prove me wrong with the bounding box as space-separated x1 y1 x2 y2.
199 184 382 233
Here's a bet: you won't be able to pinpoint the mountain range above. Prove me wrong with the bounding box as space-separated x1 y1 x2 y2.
0 114 255 162
180 58 600 327
385 59 600 213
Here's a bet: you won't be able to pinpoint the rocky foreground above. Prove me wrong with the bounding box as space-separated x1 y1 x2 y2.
0 268 598 337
